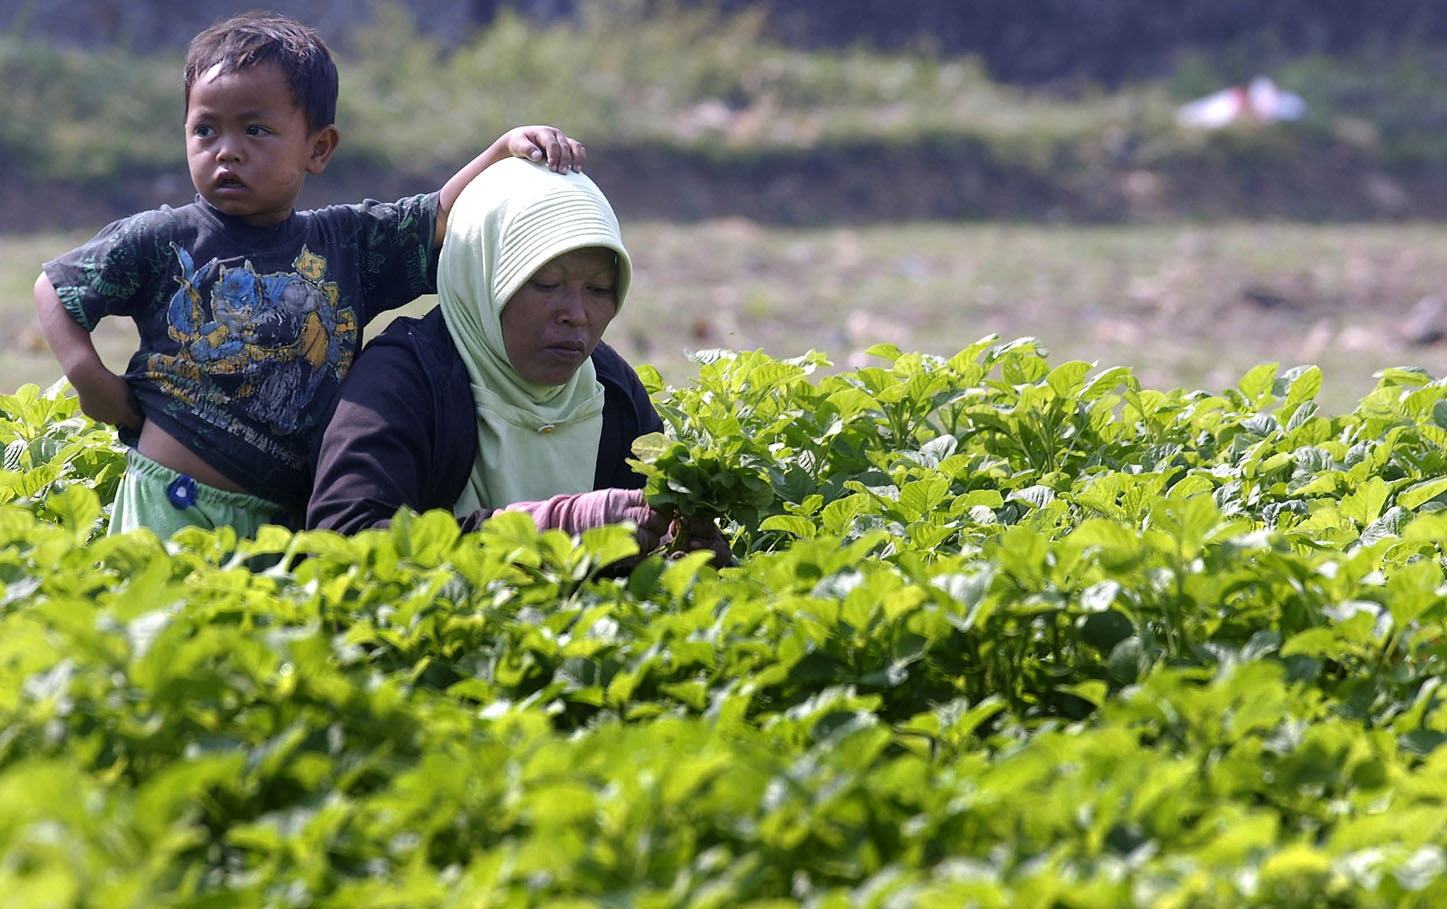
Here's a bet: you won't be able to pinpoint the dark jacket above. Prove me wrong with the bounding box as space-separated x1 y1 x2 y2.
307 307 663 535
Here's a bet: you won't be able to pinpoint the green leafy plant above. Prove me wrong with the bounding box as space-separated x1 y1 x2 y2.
628 429 775 554
7 349 1447 906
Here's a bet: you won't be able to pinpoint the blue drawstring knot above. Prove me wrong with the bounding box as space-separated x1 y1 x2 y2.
166 474 199 510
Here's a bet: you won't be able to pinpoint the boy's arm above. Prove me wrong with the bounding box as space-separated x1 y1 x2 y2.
434 125 587 246
33 272 143 431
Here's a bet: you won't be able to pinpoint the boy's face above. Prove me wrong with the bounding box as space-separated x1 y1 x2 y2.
185 61 338 226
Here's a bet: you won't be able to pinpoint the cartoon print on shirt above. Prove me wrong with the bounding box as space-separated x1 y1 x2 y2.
155 244 357 435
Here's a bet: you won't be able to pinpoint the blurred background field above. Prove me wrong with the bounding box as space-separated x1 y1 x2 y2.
11 220 1447 416
2 0 1446 412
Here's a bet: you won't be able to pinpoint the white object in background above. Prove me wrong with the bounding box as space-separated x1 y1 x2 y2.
1175 76 1306 129
1246 75 1306 122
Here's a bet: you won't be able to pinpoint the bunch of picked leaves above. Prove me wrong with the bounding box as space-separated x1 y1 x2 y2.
628 430 778 554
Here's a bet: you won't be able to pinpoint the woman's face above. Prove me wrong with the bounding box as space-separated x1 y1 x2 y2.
501 246 620 385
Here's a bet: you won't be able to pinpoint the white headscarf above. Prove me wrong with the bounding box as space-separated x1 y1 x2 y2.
437 158 632 515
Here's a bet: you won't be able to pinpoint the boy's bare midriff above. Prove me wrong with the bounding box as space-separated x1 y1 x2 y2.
138 421 251 494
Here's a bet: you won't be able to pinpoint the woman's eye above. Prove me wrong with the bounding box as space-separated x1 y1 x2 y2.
589 285 615 296
532 280 559 291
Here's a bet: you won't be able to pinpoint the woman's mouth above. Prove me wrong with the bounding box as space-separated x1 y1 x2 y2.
541 341 586 361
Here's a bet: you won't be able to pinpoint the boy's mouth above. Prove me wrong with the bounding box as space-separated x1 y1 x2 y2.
216 172 245 190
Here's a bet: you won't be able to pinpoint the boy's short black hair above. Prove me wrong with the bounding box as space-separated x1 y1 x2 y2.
184 11 338 133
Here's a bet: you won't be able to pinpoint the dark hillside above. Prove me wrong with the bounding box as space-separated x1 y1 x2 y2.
730 0 1447 84
5 139 1445 233
5 0 1445 83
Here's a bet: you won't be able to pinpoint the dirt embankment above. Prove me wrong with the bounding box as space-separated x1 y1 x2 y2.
5 142 1446 232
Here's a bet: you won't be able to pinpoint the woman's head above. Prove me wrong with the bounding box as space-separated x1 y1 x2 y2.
438 158 631 389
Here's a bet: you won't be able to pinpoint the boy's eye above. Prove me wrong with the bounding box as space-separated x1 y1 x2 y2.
193 125 214 138
246 125 271 136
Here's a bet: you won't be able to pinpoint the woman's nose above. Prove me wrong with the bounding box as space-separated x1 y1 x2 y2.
556 287 587 323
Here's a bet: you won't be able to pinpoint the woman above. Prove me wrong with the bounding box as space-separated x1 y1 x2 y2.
307 157 728 564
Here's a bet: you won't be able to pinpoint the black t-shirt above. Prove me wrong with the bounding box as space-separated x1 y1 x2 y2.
44 193 439 509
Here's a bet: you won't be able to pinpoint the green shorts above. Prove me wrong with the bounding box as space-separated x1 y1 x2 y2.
109 450 285 540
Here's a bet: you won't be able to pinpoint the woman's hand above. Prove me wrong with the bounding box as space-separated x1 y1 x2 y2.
505 488 672 551
666 515 734 567
506 491 734 568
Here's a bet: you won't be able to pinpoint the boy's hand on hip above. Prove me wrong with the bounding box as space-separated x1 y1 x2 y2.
74 368 143 431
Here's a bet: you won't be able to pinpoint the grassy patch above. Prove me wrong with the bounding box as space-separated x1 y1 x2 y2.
4 2 1446 188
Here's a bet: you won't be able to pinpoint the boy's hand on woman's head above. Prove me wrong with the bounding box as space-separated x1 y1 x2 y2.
436 124 588 245
502 125 586 173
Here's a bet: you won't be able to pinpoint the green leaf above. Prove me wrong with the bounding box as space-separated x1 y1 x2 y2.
960 489 1004 509
1068 518 1140 551
1340 476 1390 526
898 476 950 520
629 431 675 463
578 523 641 568
1063 679 1107 709
1007 485 1056 510
1399 476 1447 511
390 507 461 561
1280 627 1340 658
1045 360 1092 398
1081 365 1135 400
1238 362 1279 403
1080 608 1133 653
760 514 816 539
1388 560 1440 629
44 485 100 538
1285 365 1323 405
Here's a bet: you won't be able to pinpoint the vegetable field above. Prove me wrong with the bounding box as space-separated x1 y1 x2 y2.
5 339 1447 906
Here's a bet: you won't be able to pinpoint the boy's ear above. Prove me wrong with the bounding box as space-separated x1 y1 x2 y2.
306 125 341 175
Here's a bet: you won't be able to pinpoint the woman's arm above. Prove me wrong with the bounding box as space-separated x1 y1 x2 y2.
307 329 474 534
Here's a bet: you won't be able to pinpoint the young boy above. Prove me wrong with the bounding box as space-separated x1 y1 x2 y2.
34 12 585 537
